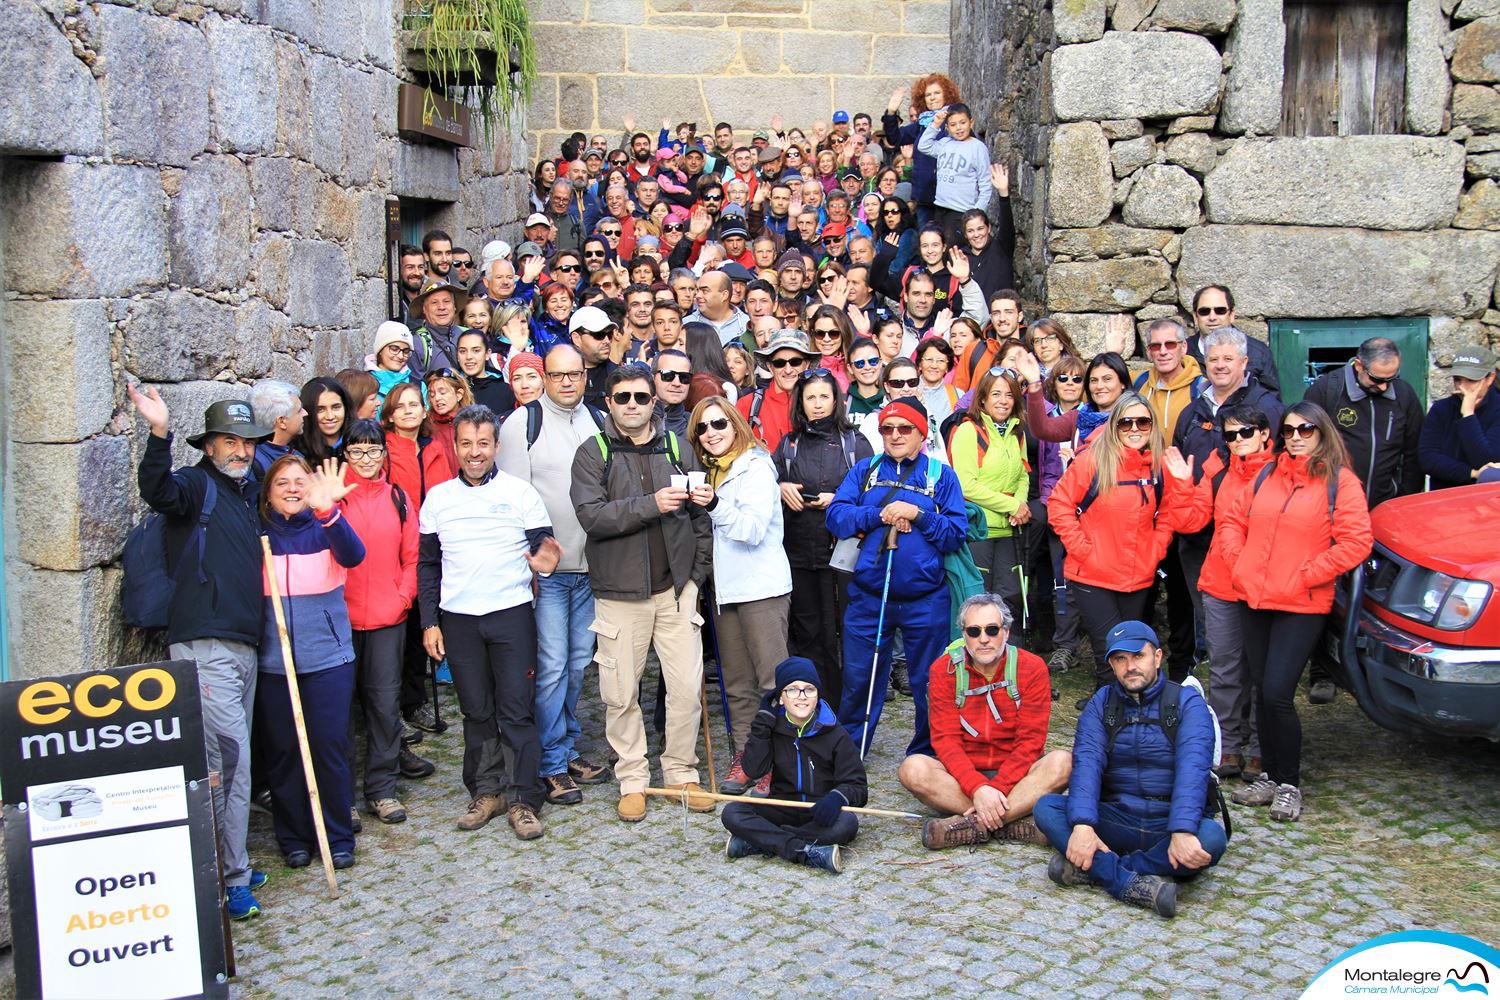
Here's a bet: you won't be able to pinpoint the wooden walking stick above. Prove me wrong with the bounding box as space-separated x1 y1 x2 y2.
261 537 341 900
699 677 718 793
642 787 923 820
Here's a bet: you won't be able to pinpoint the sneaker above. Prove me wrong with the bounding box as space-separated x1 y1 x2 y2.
400 724 422 747
721 752 751 796
663 782 716 813
331 851 355 870
350 808 363 834
922 814 991 850
1241 756 1262 779
1121 873 1177 917
399 747 435 779
544 773 583 806
435 660 453 685
284 850 312 869
1047 853 1091 887
1074 696 1091 712
891 661 912 696
568 757 610 785
996 818 1049 846
800 844 844 874
1214 753 1244 780
365 797 407 824
508 803 544 840
1047 647 1076 674
225 885 260 921
1269 783 1303 822
247 869 268 891
1231 774 1278 806
405 705 443 734
752 773 771 797
250 788 273 816
618 791 647 822
725 832 758 860
456 794 505 831
1308 680 1337 704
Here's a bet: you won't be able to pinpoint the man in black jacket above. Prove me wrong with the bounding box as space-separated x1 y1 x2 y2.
1185 285 1280 394
723 658 868 874
1303 337 1424 508
129 386 270 920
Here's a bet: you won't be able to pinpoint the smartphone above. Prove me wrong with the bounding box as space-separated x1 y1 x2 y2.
799 491 821 502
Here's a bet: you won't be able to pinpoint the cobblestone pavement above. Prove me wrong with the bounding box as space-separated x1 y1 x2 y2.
217 661 1495 997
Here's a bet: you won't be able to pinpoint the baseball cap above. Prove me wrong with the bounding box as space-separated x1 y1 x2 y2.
820 221 847 239
1450 344 1498 380
683 144 707 157
515 241 545 260
832 110 850 124
1104 621 1159 658
525 212 550 228
568 305 614 335
752 128 771 142
583 147 603 161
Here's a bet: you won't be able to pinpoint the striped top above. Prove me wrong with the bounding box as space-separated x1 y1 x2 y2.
259 506 366 675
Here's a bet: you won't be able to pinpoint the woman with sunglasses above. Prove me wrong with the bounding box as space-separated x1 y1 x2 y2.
860 357 941 457
686 397 792 794
1033 356 1089 674
876 197 917 296
455 330 515 416
1047 393 1204 698
845 337 887 418
1025 318 1079 380
772 369 874 715
1018 350 1131 452
807 304 854 391
1216 403 1371 822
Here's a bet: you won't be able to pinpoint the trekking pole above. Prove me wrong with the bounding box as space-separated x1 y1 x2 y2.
1011 523 1030 632
859 526 900 759
642 787 922 820
699 676 718 794
260 538 340 900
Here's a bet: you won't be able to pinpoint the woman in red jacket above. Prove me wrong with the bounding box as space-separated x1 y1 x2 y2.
423 369 472 479
340 419 428 824
1047 393 1204 698
1216 402 1372 823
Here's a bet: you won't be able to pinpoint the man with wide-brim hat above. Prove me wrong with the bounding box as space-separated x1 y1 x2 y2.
127 383 272 922
736 329 818 451
408 280 470 378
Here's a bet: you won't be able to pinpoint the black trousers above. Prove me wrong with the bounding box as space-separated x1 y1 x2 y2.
787 567 849 712
1069 580 1152 688
722 801 859 860
399 606 428 719
1152 547 1199 680
352 624 405 801
441 604 545 810
1241 607 1325 788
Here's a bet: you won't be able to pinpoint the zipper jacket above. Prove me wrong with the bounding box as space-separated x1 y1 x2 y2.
259 505 366 674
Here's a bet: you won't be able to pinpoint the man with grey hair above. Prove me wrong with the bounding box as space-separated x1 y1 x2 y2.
248 379 304 479
898 593 1072 850
1171 327 1283 467
546 178 585 253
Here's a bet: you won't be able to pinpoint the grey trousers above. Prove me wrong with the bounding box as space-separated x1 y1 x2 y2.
171 637 257 888
353 624 406 801
714 593 791 754
1201 594 1260 758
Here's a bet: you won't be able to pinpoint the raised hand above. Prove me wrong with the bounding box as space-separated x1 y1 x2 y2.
307 458 356 512
622 113 637 133
821 274 849 309
887 85 907 113
770 113 783 134
1162 447 1194 482
1103 314 1135 357
689 206 713 240
661 117 671 130
1013 350 1042 387
847 303 871 334
901 144 915 161
521 254 545 283
947 247 971 285
990 162 1010 198
127 382 170 438
932 307 954 338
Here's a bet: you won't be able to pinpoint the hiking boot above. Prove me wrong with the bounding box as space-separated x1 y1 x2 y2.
568 757 610 785
331 851 355 870
251 788 273 816
1121 874 1177 917
400 724 422 747
721 752 751 795
1269 783 1303 822
664 782 716 813
508 803 544 840
544 773 583 806
399 747 435 779
1047 853 1091 887
891 661 912 696
456 794 505 831
1242 756 1262 779
225 885 260 921
365 797 407 824
350 808 363 833
405 705 444 734
618 792 647 822
996 818 1049 846
1074 696 1091 712
800 844 844 874
1214 753 1244 780
725 833 758 860
752 773 771 797
922 814 991 850
1308 680 1337 704
284 850 311 869
1231 775 1277 806
1047 647 1076 674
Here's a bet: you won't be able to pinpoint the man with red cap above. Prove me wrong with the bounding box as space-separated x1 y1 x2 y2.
826 396 968 757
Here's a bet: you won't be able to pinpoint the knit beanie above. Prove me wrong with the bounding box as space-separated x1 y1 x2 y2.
373 321 412 356
774 657 820 697
878 397 929 439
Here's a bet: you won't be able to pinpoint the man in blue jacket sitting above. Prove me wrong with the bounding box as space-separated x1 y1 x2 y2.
1033 621 1227 918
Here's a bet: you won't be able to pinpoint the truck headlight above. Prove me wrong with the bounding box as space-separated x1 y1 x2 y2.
1388 569 1492 630
1436 579 1492 629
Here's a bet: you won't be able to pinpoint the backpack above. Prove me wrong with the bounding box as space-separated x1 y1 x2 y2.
784 429 858 473
390 483 409 524
1076 471 1163 519
524 399 605 449
944 638 1021 740
122 478 218 630
1101 678 1231 839
593 430 684 481
861 453 943 500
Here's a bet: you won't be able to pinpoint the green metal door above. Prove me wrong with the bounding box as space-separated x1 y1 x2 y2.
1269 317 1429 408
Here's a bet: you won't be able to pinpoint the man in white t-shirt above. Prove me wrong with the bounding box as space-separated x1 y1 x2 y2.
418 405 562 839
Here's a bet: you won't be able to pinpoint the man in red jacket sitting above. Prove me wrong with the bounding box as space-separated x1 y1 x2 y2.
898 593 1071 848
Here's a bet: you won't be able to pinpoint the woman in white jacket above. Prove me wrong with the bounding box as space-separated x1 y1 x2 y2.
687 395 792 796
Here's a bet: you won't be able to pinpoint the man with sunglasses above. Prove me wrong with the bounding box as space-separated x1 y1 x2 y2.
1185 285 1279 393
571 364 715 822
652 349 694 436
569 306 620 408
818 222 851 268
901 594 1071 849
739 330 820 451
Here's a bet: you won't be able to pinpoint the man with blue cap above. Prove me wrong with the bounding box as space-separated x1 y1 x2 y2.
1032 621 1228 918
721 657 868 874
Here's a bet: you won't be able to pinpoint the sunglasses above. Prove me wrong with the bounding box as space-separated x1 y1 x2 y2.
1148 340 1182 353
695 416 731 435
1054 374 1084 384
656 370 692 384
665 223 686 233
883 208 902 215
453 260 473 269
1117 416 1154 432
987 366 1019 379
818 274 838 284
584 250 606 258
879 423 917 437
799 367 833 381
769 356 808 369
886 376 919 389
555 264 582 273
1196 305 1230 316
821 236 844 245
1281 423 1318 439
611 391 654 406
609 158 627 167
578 327 614 340
811 328 841 342
964 624 1004 638
1223 426 1261 441
702 194 723 202
851 357 882 369
598 229 621 237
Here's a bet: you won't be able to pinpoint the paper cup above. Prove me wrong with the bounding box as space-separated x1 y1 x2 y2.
687 471 707 489
670 474 689 491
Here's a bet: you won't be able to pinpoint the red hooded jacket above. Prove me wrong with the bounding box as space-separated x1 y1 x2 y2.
383 431 452 512
1185 448 1274 602
339 473 419 630
927 644 1051 797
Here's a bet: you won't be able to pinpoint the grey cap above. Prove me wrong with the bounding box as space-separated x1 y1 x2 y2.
515 241 545 259
186 399 272 449
754 329 818 360
1450 344 1498 380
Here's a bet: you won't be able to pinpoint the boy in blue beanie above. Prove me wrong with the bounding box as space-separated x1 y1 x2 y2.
721 657 869 873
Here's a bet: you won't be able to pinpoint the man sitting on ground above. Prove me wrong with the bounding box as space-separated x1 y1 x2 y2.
900 594 1070 849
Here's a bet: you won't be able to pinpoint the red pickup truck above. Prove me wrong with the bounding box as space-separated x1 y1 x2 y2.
1328 482 1500 741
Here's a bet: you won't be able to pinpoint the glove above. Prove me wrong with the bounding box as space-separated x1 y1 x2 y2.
757 690 779 715
810 789 847 826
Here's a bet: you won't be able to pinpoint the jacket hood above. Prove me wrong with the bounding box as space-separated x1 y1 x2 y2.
1147 355 1204 393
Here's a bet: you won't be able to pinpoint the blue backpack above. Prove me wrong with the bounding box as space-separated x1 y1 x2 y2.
122 478 218 629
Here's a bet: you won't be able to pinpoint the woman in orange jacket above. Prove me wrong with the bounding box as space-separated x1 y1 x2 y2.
1046 393 1205 695
1215 402 1372 823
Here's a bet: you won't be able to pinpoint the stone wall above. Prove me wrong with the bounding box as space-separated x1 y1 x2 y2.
523 0 951 154
0 0 531 677
953 0 1500 387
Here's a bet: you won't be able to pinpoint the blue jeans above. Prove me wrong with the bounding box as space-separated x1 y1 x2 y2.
534 572 596 776
1033 794 1227 899
840 583 950 758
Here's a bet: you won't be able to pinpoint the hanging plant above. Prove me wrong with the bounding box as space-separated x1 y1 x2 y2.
402 0 536 145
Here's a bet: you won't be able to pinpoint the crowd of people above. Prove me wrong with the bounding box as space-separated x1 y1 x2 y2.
132 74 1500 922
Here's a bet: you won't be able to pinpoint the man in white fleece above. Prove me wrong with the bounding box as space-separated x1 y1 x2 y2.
918 103 994 247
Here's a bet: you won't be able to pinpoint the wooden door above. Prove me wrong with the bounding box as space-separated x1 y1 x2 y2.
1281 0 1406 136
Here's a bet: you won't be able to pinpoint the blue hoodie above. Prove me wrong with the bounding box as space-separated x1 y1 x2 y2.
259 506 366 675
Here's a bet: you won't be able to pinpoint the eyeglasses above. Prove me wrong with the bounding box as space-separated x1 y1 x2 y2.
782 685 818 699
769 356 808 369
885 376 919 389
851 357 882 369
1223 426 1261 441
656 370 692 384
1055 374 1084 384
695 417 731 435
964 624 1004 638
578 328 614 340
1032 333 1059 344
1117 416 1154 432
879 423 917 437
555 264 582 273
1281 423 1318 439
1148 340 1182 353
547 370 585 382
383 345 412 356
1195 305 1230 316
346 447 385 460
611 391 654 406
799 367 832 381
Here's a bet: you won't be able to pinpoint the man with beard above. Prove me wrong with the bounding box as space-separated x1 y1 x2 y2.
546 179 585 254
398 244 427 330
626 130 655 184
422 229 453 282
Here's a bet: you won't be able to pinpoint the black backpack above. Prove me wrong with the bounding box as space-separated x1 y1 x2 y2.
1076 472 1163 519
122 478 218 629
524 398 604 448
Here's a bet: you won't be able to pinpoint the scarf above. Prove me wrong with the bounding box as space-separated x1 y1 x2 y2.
703 440 752 490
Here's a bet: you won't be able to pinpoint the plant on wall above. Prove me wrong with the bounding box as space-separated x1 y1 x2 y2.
402 0 537 144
